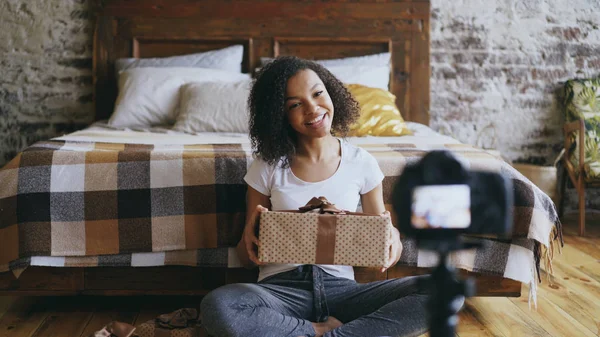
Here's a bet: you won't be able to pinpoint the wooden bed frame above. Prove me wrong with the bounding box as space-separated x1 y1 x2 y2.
0 0 521 297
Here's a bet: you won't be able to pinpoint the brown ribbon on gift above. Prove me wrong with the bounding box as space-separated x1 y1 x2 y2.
298 196 346 214
298 197 345 264
315 215 337 264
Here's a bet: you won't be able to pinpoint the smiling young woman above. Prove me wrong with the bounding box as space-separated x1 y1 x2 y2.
199 56 433 337
285 69 342 184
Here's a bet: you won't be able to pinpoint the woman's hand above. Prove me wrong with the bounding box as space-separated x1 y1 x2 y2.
380 211 403 273
359 185 398 273
241 204 268 266
237 187 270 269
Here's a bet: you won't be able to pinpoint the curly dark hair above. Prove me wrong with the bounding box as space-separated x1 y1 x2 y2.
248 56 360 168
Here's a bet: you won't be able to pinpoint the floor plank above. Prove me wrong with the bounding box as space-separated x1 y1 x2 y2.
0 297 17 321
30 297 94 337
550 241 600 284
577 262 600 284
562 235 600 260
456 306 504 337
0 297 49 337
508 281 596 337
536 243 600 335
535 276 600 335
550 255 600 303
31 313 92 337
465 297 552 337
561 212 600 260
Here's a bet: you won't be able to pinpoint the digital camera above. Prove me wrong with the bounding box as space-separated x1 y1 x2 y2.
391 150 513 241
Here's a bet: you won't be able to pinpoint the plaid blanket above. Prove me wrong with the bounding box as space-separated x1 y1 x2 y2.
0 139 562 294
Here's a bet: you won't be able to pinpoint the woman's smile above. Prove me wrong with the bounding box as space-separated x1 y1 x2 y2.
305 113 327 128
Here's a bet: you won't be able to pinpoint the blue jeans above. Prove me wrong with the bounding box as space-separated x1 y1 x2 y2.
200 265 430 337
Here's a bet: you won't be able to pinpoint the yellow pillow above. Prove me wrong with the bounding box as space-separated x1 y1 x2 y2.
346 84 413 137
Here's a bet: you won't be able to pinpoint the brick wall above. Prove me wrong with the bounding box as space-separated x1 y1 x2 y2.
0 0 94 165
1 0 599 210
429 0 600 210
431 0 600 164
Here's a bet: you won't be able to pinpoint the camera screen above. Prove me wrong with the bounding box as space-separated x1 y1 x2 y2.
411 185 471 229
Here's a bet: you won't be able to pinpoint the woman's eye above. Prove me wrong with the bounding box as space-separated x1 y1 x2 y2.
314 91 323 97
289 102 300 110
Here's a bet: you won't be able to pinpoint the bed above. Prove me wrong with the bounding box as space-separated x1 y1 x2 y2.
0 0 561 303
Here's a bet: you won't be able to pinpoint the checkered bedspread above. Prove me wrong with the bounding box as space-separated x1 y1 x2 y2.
0 139 562 292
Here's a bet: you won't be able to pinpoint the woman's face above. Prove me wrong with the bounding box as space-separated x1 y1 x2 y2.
285 69 334 139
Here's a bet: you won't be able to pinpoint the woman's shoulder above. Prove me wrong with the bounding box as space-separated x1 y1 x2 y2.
341 138 373 162
245 154 284 194
249 154 285 172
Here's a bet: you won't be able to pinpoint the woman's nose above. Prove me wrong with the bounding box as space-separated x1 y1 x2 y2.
305 100 319 114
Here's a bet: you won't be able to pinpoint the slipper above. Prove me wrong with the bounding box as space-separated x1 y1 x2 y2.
89 321 136 337
155 308 199 329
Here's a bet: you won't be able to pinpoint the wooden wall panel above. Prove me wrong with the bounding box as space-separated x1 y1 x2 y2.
274 38 390 60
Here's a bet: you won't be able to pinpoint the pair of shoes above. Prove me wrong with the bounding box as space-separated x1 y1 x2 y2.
89 321 136 337
155 308 199 329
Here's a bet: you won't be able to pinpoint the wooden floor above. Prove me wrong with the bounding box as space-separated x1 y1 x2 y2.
0 212 598 337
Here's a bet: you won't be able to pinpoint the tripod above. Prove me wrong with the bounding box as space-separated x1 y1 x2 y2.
418 238 481 337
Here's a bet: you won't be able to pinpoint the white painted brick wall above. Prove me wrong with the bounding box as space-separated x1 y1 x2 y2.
429 0 600 211
0 0 94 164
431 0 600 164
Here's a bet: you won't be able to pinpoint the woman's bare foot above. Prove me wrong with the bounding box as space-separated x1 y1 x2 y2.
311 316 343 337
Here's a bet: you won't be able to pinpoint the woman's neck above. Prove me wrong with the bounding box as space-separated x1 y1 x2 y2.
295 134 340 163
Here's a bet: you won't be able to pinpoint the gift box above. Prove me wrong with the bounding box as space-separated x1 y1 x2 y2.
258 197 395 267
135 308 205 337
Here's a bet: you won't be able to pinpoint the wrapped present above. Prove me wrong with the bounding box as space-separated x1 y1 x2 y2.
258 197 395 267
136 308 205 337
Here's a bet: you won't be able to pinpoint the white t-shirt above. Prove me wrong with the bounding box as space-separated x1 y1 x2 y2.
243 138 385 282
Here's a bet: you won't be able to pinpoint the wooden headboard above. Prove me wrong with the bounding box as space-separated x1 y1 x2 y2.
93 0 430 125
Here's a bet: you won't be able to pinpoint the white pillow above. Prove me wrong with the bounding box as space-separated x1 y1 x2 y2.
108 67 250 128
326 65 390 90
173 80 252 134
260 52 390 68
253 64 389 91
116 45 244 73
315 52 390 68
258 53 390 90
